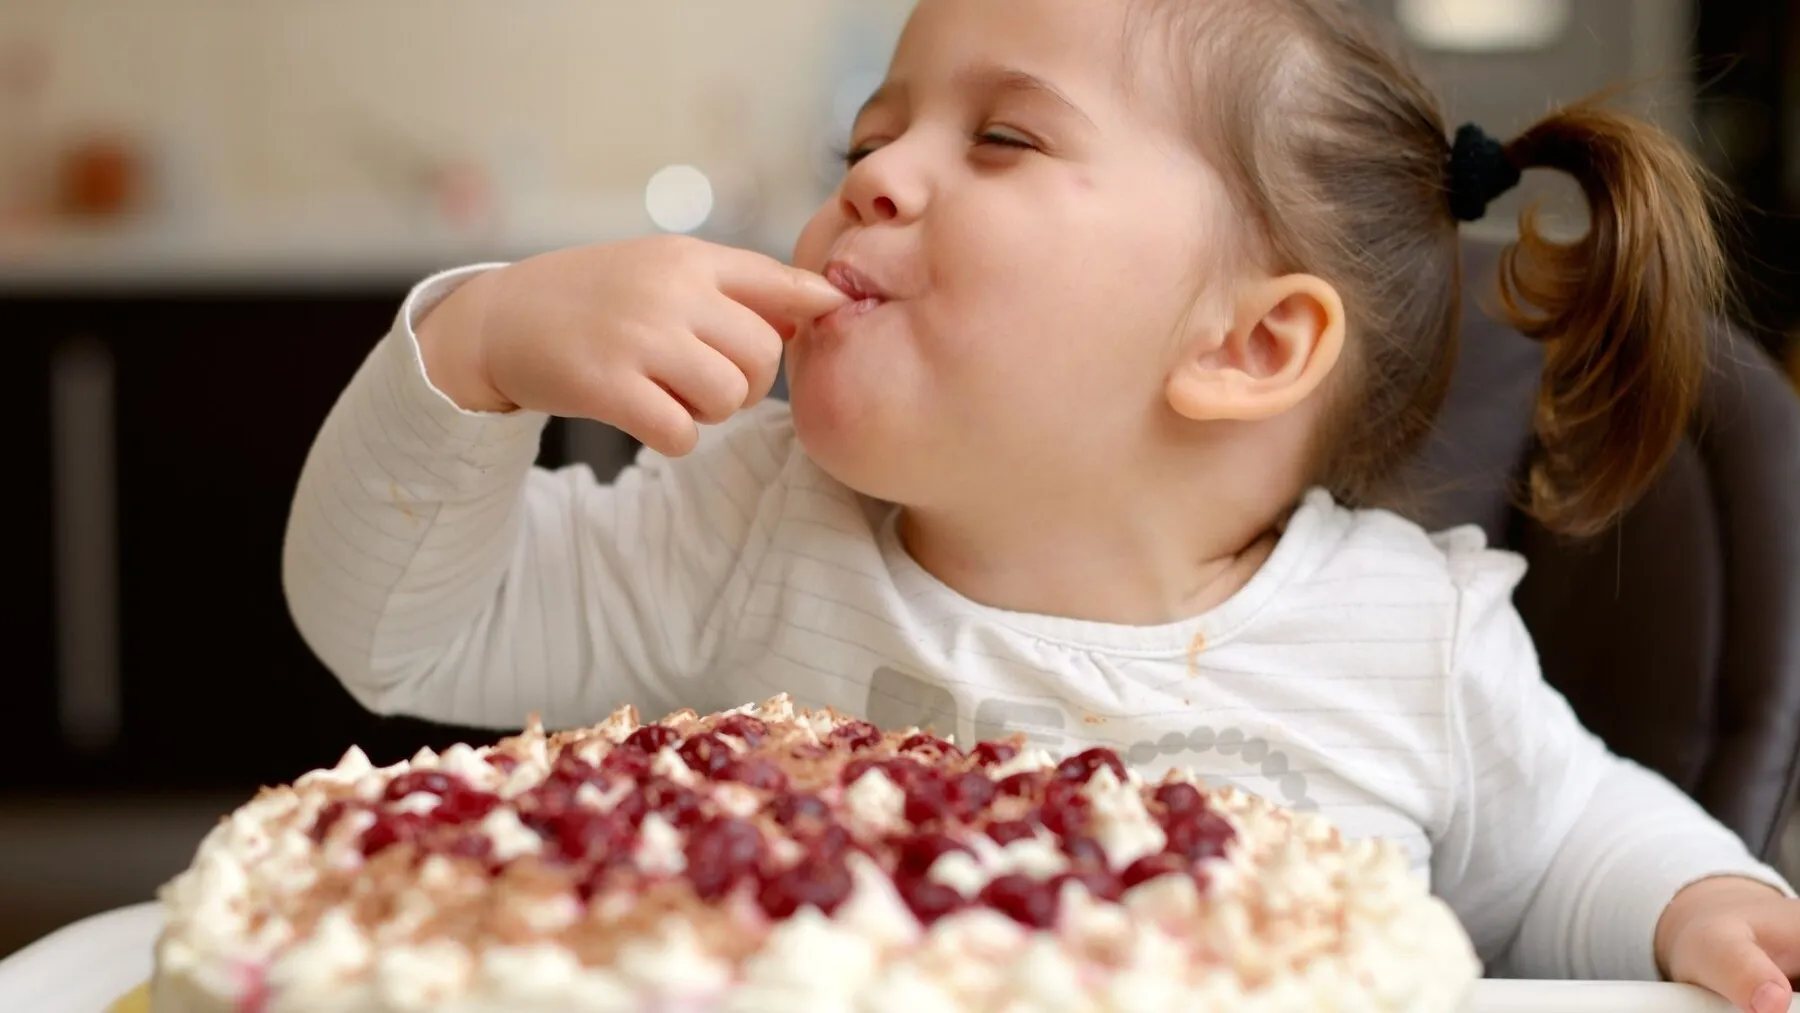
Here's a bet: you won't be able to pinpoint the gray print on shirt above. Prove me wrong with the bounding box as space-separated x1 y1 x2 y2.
865 666 1316 811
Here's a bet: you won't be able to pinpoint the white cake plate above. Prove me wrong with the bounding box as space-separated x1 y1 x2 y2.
1 903 1793 1013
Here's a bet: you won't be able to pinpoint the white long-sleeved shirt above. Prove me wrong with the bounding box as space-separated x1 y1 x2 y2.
283 265 1792 982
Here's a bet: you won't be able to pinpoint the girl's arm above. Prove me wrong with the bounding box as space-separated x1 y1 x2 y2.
282 266 794 730
1430 539 1792 980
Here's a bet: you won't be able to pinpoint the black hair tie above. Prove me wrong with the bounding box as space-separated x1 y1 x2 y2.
1447 123 1521 222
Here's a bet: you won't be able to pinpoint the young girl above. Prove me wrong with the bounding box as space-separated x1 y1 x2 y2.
283 0 1800 1008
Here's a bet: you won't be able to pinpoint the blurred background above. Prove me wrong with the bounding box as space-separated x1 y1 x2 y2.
3 0 1798 957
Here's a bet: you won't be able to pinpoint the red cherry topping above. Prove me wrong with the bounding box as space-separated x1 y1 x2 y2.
1121 852 1190 889
547 753 605 789
980 874 1060 929
903 778 953 827
1163 810 1236 862
1059 867 1122 902
797 824 860 861
879 757 931 790
625 725 682 754
899 733 962 760
712 715 768 746
1055 748 1126 785
552 809 636 863
360 812 430 856
717 758 788 793
600 746 653 781
442 834 492 862
996 771 1047 799
971 741 1019 769
518 779 578 825
1060 834 1107 870
790 743 829 762
769 793 830 827
684 817 766 900
611 791 651 828
945 772 996 817
897 874 966 924
321 713 1256 920
830 721 883 752
1153 782 1205 817
640 779 705 828
432 788 499 825
1037 780 1090 838
984 819 1038 847
840 757 881 786
758 853 853 918
894 832 967 877
677 733 735 778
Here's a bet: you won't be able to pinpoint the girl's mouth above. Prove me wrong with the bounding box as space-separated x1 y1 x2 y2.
823 260 890 304
815 260 891 333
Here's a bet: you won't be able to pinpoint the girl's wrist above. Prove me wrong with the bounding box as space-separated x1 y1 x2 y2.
415 268 515 414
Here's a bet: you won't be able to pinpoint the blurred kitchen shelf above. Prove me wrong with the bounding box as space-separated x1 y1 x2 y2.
0 195 814 294
9 289 553 800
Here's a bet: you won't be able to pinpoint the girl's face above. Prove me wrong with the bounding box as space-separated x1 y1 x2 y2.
788 0 1242 510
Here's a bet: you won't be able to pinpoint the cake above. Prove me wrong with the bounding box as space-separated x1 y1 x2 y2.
150 696 1480 1012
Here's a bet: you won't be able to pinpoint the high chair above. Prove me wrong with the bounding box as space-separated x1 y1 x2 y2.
1406 239 1800 864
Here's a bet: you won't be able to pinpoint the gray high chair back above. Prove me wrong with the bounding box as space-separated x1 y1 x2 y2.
1403 238 1800 862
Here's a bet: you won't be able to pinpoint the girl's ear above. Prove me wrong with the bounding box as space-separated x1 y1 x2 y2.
1165 274 1346 421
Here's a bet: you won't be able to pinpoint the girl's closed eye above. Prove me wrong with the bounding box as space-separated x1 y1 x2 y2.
837 127 1040 169
840 142 882 168
974 127 1038 153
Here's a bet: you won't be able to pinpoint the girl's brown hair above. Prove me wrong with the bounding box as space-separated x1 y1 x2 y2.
1138 0 1725 537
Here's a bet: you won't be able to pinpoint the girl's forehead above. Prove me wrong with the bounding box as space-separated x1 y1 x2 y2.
886 0 1188 121
893 1 1125 78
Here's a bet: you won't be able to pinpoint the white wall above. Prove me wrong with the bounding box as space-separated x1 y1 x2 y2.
0 0 913 225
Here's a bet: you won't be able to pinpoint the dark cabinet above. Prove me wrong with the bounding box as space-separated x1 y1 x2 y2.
10 323 61 782
6 286 566 795
1694 1 1799 352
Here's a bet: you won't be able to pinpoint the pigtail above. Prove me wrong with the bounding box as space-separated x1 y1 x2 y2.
1496 99 1727 538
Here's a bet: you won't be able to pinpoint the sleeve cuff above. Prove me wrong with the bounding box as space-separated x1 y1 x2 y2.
377 263 551 470
1584 835 1795 981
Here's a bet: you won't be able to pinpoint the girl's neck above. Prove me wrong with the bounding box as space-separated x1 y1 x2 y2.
896 488 1284 626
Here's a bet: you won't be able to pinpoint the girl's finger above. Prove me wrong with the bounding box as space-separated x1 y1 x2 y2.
644 337 751 427
607 374 702 458
705 245 849 325
690 293 786 408
1670 920 1793 1013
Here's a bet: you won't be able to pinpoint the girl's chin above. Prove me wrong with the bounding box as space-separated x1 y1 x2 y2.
786 380 911 500
785 349 881 423
785 375 860 450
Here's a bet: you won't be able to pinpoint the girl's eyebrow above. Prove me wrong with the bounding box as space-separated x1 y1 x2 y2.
855 64 1097 129
954 64 1096 128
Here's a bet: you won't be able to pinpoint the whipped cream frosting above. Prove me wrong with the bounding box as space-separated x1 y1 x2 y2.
151 695 1480 1013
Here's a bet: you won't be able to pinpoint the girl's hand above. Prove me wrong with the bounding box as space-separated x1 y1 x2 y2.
416 236 847 457
1657 875 1799 1013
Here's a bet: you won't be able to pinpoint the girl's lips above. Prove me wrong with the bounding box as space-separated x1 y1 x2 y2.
822 260 891 303
812 260 893 336
814 295 887 335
